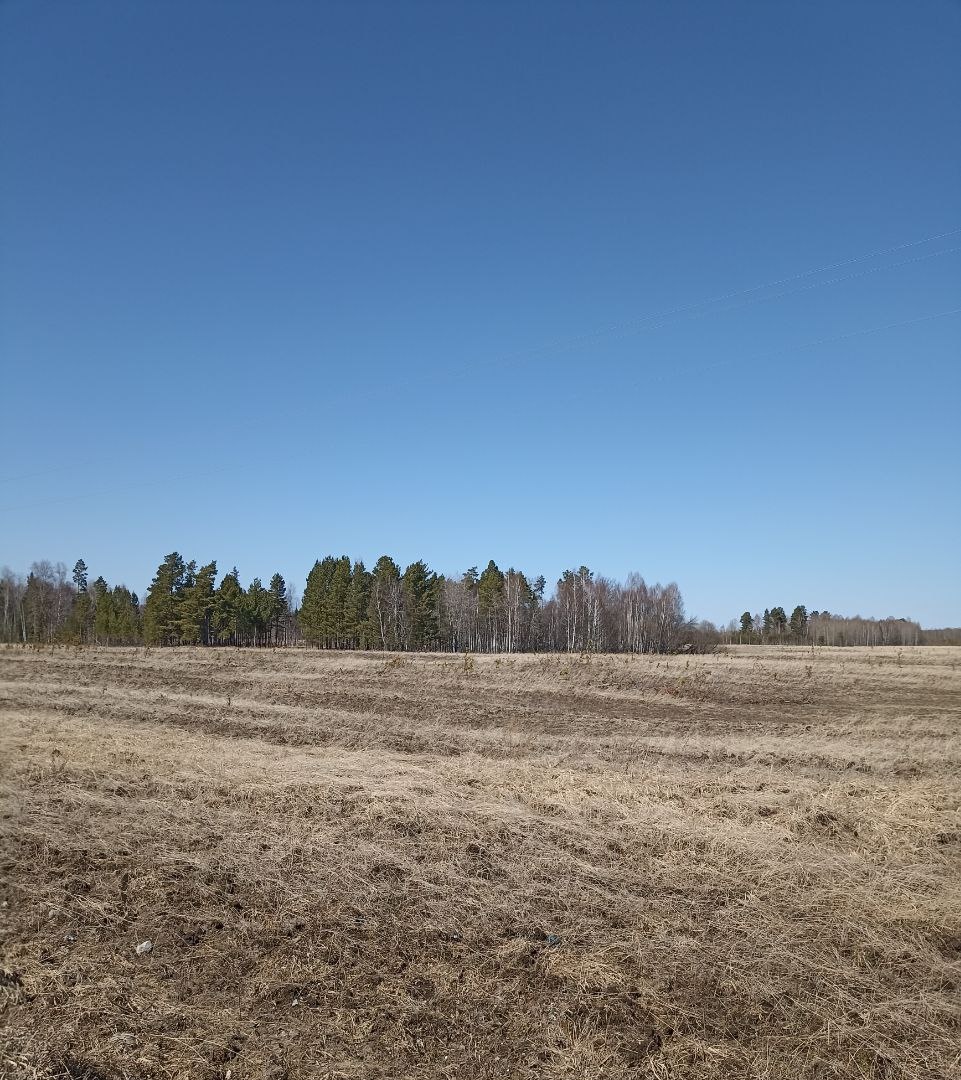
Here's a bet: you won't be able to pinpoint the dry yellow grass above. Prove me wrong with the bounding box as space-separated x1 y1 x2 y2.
1 644 960 1080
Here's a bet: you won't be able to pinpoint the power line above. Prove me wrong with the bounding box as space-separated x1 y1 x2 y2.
0 464 241 516
487 225 961 365
510 245 961 364
0 456 135 486
676 245 959 322
1 226 957 491
644 306 961 386
3 311 955 516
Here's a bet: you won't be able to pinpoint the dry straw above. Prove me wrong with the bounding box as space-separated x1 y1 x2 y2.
1 645 959 1079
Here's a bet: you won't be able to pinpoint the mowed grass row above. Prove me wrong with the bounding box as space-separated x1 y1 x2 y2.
1 646 960 1079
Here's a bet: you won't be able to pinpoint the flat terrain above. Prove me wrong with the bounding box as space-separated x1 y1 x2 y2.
1 645 960 1080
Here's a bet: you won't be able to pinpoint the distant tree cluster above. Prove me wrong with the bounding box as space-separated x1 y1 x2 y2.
297 557 706 653
728 605 923 646
141 553 292 647
0 558 144 646
920 627 961 646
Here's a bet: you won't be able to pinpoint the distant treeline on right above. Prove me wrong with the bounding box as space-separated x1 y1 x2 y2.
723 606 961 647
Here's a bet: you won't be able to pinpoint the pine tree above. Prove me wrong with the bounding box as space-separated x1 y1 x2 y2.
401 560 438 650
789 605 809 642
111 586 142 644
478 560 504 650
143 552 189 645
267 573 287 645
72 559 88 593
65 559 92 643
179 562 217 645
245 578 270 646
213 568 245 645
323 557 351 647
301 557 346 646
300 560 327 646
740 611 754 638
345 561 372 648
92 577 112 643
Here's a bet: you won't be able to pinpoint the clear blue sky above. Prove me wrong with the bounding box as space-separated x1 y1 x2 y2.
2 0 959 627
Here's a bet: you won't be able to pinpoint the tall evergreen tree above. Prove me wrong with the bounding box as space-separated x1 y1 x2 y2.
300 559 327 646
179 562 217 645
65 559 92 643
345 560 372 648
72 559 88 593
301 557 347 646
245 577 271 646
213 568 245 644
267 573 288 645
92 577 112 643
111 586 142 644
478 560 505 650
401 560 438 650
323 557 352 647
143 552 189 645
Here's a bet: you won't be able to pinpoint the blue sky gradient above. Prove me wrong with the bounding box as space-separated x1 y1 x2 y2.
1 1 959 625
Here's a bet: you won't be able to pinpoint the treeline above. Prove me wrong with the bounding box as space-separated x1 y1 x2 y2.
0 560 142 646
299 557 708 653
0 557 292 648
0 553 704 653
725 605 924 647
2 555 953 652
141 553 294 647
921 627 961 646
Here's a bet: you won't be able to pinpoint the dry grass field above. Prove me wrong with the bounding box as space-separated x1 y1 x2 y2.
1 645 960 1080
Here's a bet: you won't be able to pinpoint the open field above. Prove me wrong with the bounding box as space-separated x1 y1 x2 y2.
1 645 960 1080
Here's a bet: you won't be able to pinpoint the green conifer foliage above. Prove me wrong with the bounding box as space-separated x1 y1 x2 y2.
65 559 92 643
144 552 189 645
72 560 88 593
92 577 112 643
324 557 352 647
401 560 438 650
111 586 142 644
345 561 372 648
300 559 329 646
245 577 270 647
213 568 245 645
179 562 217 645
268 573 288 645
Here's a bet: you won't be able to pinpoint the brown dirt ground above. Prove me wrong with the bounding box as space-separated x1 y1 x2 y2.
1 645 959 1080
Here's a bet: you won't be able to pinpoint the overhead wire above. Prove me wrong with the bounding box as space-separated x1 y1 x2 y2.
643 306 961 386
501 245 961 365
0 225 957 491
487 225 961 365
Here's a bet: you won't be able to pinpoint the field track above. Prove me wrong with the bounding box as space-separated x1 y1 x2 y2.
1 645 960 1079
